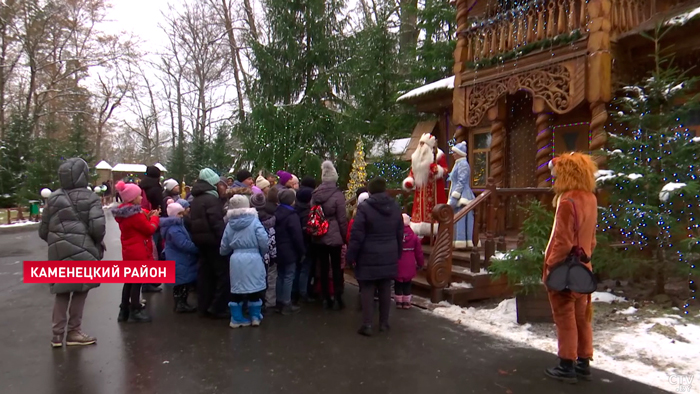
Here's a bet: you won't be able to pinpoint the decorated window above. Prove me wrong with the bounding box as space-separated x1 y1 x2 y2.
470 129 492 187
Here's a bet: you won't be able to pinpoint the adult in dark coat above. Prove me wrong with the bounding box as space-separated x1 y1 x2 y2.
274 189 305 314
140 166 163 210
293 187 313 302
189 168 229 318
39 158 105 347
311 161 348 309
346 178 403 336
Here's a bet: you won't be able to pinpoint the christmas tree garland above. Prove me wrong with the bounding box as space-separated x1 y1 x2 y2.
466 30 582 70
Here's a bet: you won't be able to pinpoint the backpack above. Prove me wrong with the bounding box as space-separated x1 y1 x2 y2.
140 188 151 210
306 204 329 237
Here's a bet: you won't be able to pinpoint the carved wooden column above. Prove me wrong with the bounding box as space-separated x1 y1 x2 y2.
533 98 553 188
452 0 472 127
487 100 507 187
586 0 612 165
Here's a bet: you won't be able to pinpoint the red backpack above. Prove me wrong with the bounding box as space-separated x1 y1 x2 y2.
306 204 329 237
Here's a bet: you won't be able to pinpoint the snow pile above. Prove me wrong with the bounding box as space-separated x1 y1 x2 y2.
397 76 454 102
592 291 627 303
432 297 700 393
692 136 700 143
616 306 638 315
659 182 686 202
666 6 700 26
0 221 38 228
596 170 644 183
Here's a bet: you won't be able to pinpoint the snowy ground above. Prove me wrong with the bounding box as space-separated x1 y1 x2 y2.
431 292 700 393
0 220 39 228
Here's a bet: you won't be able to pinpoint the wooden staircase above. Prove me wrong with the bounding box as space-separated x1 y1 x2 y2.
410 244 512 306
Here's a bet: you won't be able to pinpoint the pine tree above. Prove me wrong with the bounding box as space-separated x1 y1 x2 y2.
345 139 367 200
598 25 700 299
0 116 33 204
209 124 233 175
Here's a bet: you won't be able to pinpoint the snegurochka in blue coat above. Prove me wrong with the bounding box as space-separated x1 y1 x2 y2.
160 202 199 313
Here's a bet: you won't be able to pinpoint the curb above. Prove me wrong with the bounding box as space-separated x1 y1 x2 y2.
0 222 40 235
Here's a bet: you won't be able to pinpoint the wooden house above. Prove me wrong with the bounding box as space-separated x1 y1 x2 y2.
395 0 700 307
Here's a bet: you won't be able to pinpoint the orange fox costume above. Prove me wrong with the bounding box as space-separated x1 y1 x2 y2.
544 153 598 365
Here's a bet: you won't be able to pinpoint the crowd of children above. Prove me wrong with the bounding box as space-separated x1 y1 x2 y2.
109 161 425 335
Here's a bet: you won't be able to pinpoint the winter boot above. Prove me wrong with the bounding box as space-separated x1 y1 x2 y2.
66 331 96 346
281 303 301 315
357 325 373 337
403 295 412 309
395 295 404 309
117 304 129 322
128 307 152 323
249 300 264 327
575 358 592 381
228 302 251 328
174 287 196 314
544 358 577 383
333 295 345 311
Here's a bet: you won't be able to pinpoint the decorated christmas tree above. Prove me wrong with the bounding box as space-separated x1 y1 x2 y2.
345 138 367 200
597 25 699 309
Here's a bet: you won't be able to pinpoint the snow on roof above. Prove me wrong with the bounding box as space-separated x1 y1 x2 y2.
112 163 147 173
666 5 700 25
369 138 411 157
154 163 167 172
397 76 455 103
95 160 112 170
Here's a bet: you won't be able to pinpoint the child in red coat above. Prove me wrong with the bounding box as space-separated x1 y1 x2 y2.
395 214 424 309
111 181 160 323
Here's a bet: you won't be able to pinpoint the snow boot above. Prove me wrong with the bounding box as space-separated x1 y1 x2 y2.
228 302 251 328
117 304 129 322
575 358 592 381
544 359 577 383
174 287 196 314
281 303 301 316
403 295 412 309
128 307 152 323
395 295 404 309
249 300 263 327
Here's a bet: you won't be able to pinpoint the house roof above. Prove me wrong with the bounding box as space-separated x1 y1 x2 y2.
112 163 147 173
618 2 700 39
404 120 438 161
396 76 455 104
95 160 112 170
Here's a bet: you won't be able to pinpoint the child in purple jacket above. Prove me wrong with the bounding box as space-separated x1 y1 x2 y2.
395 214 424 309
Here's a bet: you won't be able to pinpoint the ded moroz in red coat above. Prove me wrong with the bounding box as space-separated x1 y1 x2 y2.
111 203 160 261
402 133 448 237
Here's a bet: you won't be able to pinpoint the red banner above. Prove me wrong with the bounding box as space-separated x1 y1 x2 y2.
23 261 176 283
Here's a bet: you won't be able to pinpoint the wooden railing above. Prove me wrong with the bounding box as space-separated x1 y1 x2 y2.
426 177 553 301
457 0 654 65
458 0 589 64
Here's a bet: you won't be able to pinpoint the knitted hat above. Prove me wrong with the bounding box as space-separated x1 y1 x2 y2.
146 165 161 178
277 171 292 186
357 192 369 205
291 175 299 185
402 213 411 226
368 177 386 194
256 175 271 190
176 199 190 209
278 189 296 206
228 194 250 210
321 161 338 182
163 178 179 191
219 176 229 185
451 141 468 157
297 187 312 204
236 170 253 183
301 176 316 189
167 202 185 217
115 181 141 203
199 168 220 187
252 186 262 194
250 192 266 209
165 198 175 207
356 187 368 199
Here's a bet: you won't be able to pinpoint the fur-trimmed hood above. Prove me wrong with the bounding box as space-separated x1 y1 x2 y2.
111 203 144 219
226 208 258 230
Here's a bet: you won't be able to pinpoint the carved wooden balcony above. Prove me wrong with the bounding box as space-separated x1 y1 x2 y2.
456 0 654 73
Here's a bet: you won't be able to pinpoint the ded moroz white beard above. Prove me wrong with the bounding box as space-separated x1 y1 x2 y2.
411 143 434 188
